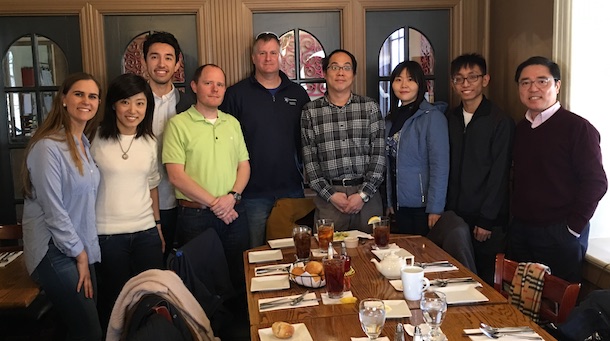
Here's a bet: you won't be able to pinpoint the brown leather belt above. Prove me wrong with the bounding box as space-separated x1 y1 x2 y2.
178 199 207 209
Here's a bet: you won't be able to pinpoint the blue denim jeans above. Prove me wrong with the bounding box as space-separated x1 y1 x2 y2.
177 202 249 290
160 207 178 262
96 227 163 330
245 189 304 248
31 244 102 341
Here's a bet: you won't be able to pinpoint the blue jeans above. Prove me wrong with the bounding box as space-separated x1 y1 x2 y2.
31 244 102 341
245 189 304 248
96 227 163 330
160 207 178 263
177 202 250 290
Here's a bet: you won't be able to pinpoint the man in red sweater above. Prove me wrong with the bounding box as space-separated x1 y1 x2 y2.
508 56 607 283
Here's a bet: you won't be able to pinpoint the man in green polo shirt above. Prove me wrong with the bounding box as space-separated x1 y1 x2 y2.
163 64 250 289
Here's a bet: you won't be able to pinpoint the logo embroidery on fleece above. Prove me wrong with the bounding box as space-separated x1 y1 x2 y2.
284 97 297 106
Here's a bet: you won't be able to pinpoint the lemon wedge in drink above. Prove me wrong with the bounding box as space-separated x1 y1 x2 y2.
340 296 358 304
367 216 381 225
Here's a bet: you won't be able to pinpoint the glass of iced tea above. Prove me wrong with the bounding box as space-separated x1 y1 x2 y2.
316 219 334 253
373 216 390 249
323 255 345 299
292 225 311 261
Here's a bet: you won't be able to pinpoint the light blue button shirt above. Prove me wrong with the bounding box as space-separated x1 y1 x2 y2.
22 134 101 274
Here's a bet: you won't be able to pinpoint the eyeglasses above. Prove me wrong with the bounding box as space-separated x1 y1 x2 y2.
327 65 353 72
452 74 484 85
255 31 280 40
518 77 556 89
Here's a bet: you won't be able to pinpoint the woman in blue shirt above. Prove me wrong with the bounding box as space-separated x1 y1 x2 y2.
22 72 103 340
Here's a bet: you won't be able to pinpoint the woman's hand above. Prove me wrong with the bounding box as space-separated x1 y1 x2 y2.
157 224 166 253
75 251 93 299
428 213 441 228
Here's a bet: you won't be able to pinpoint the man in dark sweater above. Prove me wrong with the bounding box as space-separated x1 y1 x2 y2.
507 56 607 283
446 53 515 285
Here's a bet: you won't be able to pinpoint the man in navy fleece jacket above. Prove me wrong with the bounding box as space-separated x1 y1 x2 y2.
507 56 607 283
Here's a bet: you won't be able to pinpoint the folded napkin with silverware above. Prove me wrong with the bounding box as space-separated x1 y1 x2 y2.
351 337 389 341
254 263 291 276
415 260 459 273
463 327 542 340
0 250 23 268
258 292 319 312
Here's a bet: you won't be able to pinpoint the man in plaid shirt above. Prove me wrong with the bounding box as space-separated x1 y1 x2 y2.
301 49 386 232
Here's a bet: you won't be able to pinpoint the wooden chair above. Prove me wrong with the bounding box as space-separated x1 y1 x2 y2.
265 197 316 240
0 224 23 252
494 253 581 324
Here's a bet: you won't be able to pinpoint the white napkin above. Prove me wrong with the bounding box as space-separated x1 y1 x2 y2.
321 290 353 305
311 247 339 258
254 263 291 277
0 250 23 268
463 328 541 340
351 337 390 341
423 264 459 273
405 324 446 338
258 292 319 312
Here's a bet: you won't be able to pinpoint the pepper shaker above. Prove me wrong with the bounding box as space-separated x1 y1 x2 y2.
413 325 423 341
394 322 405 341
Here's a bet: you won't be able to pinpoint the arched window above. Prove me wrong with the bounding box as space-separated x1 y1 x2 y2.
378 27 436 115
3 34 68 141
278 29 326 99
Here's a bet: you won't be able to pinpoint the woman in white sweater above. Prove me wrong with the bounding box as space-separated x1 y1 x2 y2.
91 73 164 330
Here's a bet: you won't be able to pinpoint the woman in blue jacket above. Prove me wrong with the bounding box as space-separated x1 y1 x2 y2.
386 61 449 235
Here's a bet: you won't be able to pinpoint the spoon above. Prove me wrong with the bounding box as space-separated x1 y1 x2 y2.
432 277 475 287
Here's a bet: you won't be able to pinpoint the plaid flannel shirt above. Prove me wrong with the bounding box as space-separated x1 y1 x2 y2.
301 93 386 201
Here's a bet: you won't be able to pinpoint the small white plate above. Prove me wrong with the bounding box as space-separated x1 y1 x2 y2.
434 284 489 305
258 323 313 341
248 249 283 263
389 279 403 291
268 238 294 249
250 275 290 292
382 300 412 318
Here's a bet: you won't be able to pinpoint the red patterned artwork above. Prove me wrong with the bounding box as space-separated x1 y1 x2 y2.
279 29 326 99
122 32 185 83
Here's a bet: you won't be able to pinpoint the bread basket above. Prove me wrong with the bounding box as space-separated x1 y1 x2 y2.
289 261 326 288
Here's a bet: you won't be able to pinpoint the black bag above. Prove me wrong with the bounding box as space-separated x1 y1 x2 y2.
547 290 610 341
124 294 193 341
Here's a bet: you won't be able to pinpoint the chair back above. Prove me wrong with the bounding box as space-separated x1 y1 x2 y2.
494 253 580 324
265 197 315 240
0 224 23 252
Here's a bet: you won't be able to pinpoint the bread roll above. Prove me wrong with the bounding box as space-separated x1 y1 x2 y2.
304 260 323 274
291 266 305 276
272 321 295 339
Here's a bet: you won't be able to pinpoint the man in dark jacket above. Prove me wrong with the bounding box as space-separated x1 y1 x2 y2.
220 32 310 247
446 53 515 285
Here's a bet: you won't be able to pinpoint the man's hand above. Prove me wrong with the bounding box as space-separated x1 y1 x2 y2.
75 251 93 299
211 194 236 219
220 208 239 225
428 213 441 228
386 207 395 216
330 192 349 213
473 226 491 242
344 193 365 215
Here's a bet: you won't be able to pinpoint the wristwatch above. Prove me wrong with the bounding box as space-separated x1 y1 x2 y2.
229 191 242 203
358 191 370 203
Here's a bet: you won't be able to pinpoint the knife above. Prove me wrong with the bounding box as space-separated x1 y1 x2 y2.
259 290 310 308
259 298 319 310
463 327 534 335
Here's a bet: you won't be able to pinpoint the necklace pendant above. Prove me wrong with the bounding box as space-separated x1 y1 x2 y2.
122 153 129 160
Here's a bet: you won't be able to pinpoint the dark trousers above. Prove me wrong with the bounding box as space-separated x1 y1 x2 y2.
31 244 102 341
507 219 588 283
176 202 250 291
394 207 429 235
96 227 163 330
160 207 178 264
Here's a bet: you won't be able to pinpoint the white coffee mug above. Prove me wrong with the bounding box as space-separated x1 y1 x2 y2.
401 266 431 300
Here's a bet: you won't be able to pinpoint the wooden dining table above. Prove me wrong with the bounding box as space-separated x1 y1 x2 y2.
0 254 40 309
243 235 556 340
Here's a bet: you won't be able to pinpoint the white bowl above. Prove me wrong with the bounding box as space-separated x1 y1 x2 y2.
344 236 359 248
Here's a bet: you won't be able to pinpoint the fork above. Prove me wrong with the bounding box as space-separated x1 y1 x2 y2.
255 265 291 274
259 290 311 309
479 328 542 340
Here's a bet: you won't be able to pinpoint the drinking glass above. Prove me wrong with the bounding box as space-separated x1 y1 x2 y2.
316 219 334 253
420 291 447 341
373 216 390 249
292 225 311 261
322 255 345 298
359 298 386 340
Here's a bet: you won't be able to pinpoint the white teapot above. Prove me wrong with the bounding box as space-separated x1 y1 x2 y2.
370 251 407 279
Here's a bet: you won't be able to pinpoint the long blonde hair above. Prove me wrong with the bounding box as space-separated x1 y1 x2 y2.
22 72 102 198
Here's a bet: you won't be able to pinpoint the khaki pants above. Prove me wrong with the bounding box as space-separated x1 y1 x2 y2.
313 185 383 233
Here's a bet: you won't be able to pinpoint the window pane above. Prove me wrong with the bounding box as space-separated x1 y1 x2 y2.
302 82 326 100
7 92 38 140
379 28 405 77
41 91 56 121
3 36 34 87
37 35 68 86
279 31 296 79
299 30 324 79
379 81 391 116
425 80 435 103
10 149 24 200
123 32 185 83
409 28 435 76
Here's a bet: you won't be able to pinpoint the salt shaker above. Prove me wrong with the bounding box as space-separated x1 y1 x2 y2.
394 323 405 341
413 325 423 341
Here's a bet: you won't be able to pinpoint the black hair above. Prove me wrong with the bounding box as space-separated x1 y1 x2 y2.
323 49 358 75
451 53 487 76
389 61 427 113
99 73 155 140
143 31 182 61
514 56 561 82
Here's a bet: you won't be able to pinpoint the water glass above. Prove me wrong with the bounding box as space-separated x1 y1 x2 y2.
420 291 447 341
359 298 386 340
